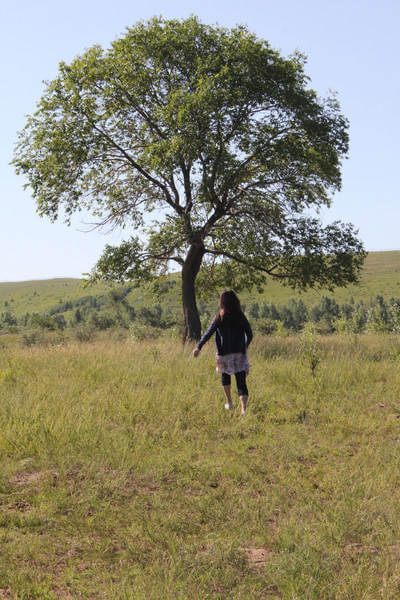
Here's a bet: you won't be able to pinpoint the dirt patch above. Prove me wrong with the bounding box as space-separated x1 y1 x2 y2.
52 588 74 600
9 471 44 485
390 545 400 558
343 543 379 559
9 470 58 487
343 543 400 561
242 546 273 569
7 501 31 511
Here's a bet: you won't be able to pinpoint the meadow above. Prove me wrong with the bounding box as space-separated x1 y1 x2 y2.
1 333 400 599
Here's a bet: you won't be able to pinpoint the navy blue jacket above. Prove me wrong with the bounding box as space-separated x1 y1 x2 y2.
197 313 253 355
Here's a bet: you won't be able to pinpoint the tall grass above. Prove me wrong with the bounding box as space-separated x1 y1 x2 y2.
1 335 400 598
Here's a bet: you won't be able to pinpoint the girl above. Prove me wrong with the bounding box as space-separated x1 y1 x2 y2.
193 290 253 415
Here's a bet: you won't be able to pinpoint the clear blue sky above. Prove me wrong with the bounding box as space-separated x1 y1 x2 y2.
1 0 399 282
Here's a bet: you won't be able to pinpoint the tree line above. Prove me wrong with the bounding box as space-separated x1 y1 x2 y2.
2 291 400 338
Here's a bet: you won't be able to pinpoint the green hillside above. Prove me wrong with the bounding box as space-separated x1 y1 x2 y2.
1 251 400 320
0 278 125 319
246 250 400 308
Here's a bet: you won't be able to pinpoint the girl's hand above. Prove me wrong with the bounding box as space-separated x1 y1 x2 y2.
193 348 200 358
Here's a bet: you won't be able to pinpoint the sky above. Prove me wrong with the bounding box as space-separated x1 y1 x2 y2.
1 0 399 282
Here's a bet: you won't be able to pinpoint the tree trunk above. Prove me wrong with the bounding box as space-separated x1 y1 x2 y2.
181 241 205 343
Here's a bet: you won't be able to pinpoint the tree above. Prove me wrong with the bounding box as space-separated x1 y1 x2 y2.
288 298 308 331
12 16 365 341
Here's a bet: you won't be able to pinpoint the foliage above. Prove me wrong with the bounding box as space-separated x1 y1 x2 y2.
390 302 400 334
19 330 46 347
74 325 96 343
299 322 323 377
130 322 162 343
275 320 289 338
255 317 278 335
0 348 21 383
12 16 365 340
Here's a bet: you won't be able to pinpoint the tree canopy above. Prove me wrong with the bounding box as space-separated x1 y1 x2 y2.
13 16 365 340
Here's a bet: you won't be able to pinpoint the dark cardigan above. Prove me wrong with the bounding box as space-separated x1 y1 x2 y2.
197 313 253 355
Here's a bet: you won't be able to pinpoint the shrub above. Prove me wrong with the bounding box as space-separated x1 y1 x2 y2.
74 326 96 343
275 321 289 338
299 322 323 377
0 349 21 383
130 323 161 343
255 318 278 335
20 330 45 347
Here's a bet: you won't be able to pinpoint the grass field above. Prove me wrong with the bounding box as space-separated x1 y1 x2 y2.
1 333 400 598
0 279 113 320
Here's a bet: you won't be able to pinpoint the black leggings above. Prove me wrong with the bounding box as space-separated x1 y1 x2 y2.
221 371 248 396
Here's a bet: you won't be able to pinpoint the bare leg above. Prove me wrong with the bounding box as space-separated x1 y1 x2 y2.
223 385 233 410
240 395 248 416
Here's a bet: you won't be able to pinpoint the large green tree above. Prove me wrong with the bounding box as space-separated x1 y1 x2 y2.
13 17 365 341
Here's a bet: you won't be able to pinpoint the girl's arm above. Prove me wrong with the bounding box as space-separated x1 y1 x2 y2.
243 315 253 348
193 319 217 356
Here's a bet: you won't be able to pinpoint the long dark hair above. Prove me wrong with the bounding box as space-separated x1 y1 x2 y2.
214 290 244 326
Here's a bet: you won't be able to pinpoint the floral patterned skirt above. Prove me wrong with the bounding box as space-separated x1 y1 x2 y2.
215 352 251 376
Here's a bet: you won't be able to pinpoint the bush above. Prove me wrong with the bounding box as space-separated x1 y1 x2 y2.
130 323 162 342
88 312 116 330
74 326 96 343
20 330 45 347
299 322 323 377
255 318 278 335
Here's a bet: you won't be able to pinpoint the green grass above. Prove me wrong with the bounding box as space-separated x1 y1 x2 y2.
0 279 113 319
1 334 400 598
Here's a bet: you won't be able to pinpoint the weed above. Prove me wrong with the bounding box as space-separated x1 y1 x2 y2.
299 322 323 377
0 348 21 383
275 320 289 338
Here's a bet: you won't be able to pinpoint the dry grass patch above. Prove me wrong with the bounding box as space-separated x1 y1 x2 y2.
242 546 274 569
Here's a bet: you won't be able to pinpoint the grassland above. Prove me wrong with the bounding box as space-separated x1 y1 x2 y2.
0 279 114 319
1 333 400 598
2 251 400 320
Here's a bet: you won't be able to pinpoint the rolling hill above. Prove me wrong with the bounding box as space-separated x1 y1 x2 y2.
1 251 400 319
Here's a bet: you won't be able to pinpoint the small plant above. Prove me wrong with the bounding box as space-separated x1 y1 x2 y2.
390 346 400 361
256 318 278 335
365 307 388 334
74 325 95 343
130 323 161 343
275 320 288 338
299 322 323 378
20 330 44 347
390 303 400 334
0 348 22 383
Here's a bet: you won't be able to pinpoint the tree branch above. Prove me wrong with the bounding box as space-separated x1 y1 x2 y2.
205 248 281 276
141 250 184 266
116 87 168 140
86 116 184 214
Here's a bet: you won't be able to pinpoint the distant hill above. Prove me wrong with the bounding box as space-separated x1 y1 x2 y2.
1 251 400 318
0 278 114 319
247 250 400 308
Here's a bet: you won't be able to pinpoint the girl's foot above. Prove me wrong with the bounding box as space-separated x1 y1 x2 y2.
224 402 233 410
